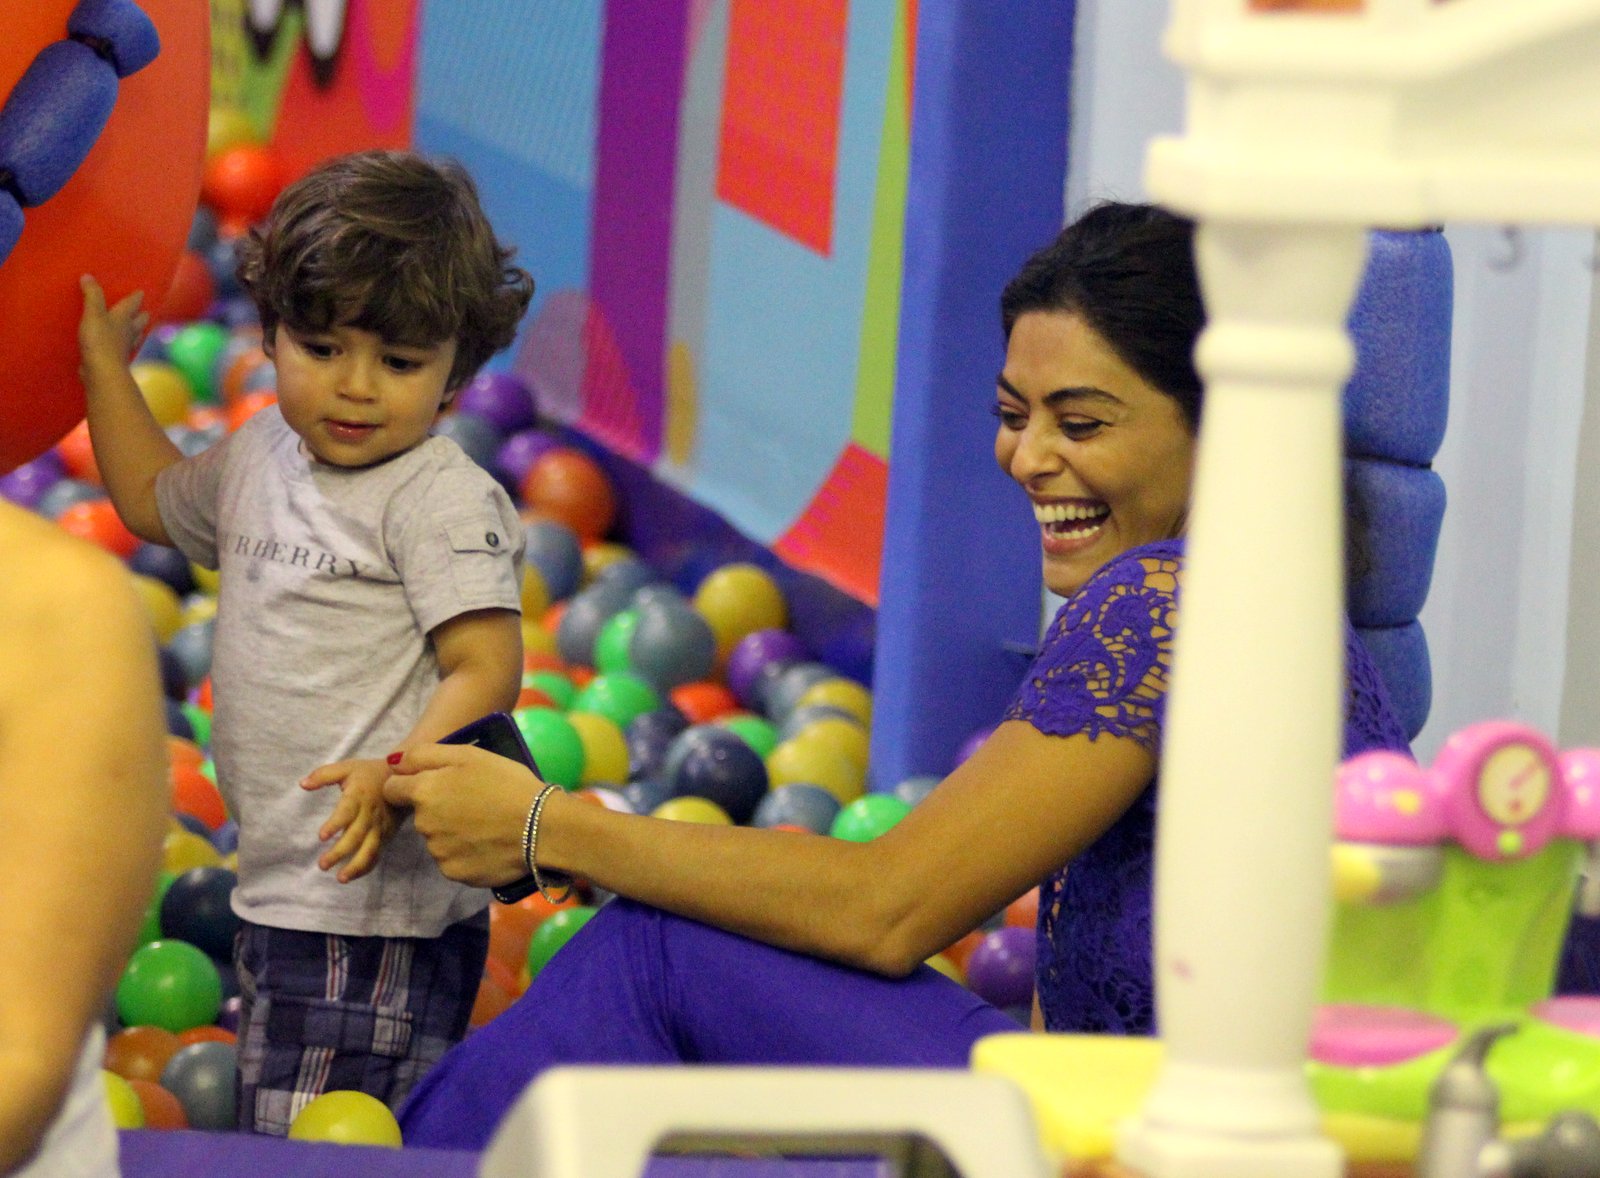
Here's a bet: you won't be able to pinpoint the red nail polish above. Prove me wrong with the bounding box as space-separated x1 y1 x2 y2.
386 752 403 765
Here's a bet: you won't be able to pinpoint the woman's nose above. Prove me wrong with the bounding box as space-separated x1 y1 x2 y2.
1009 421 1059 482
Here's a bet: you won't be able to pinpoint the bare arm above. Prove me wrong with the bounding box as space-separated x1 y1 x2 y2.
388 718 1154 976
0 505 167 1172
78 275 181 545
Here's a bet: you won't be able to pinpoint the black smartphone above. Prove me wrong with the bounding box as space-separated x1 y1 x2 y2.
440 712 543 903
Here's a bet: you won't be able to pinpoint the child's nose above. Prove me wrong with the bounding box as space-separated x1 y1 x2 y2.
339 358 378 400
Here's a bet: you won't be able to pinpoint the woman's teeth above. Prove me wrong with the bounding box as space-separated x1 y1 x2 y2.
1034 502 1109 536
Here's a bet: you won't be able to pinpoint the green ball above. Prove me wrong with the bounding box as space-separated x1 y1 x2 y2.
136 871 179 945
116 939 222 1031
181 702 211 748
593 608 640 674
526 906 597 980
719 714 779 760
526 670 577 710
829 794 911 843
164 322 230 405
514 706 585 789
570 672 661 730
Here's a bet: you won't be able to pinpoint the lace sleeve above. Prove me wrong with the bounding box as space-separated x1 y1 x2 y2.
1002 541 1181 753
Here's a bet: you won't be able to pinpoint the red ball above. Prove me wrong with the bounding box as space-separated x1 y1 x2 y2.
128 1078 188 1130
55 420 101 484
104 1025 182 1084
153 250 216 324
669 681 740 725
56 499 139 557
170 762 226 830
201 144 285 226
519 449 617 543
227 390 277 432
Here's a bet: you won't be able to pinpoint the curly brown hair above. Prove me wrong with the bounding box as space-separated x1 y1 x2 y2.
235 150 534 390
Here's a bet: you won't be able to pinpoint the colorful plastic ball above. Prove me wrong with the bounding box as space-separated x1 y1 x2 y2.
495 428 560 489
116 940 223 1032
152 250 217 324
216 994 243 1034
0 450 65 507
162 828 221 874
762 662 840 726
53 421 101 484
35 478 104 519
766 738 864 806
726 628 808 708
1006 887 1041 929
925 953 964 985
662 725 768 825
136 871 179 945
520 448 617 542
170 761 227 830
220 343 272 406
651 796 732 825
525 906 597 981
159 1040 237 1130
167 618 215 687
164 322 229 404
718 713 779 760
581 542 635 584
556 581 633 667
129 1077 188 1129
433 410 503 472
513 707 585 790
830 794 910 843
593 607 640 673
669 680 739 726
787 716 871 773
455 371 536 435
778 703 859 742
103 1070 145 1128
225 389 277 432
104 1024 182 1083
964 926 1037 1010
527 670 577 711
955 726 995 766
566 711 630 786
55 499 140 558
470 965 516 1030
159 867 239 959
130 540 197 597
130 360 195 427
570 672 662 731
624 707 690 781
129 572 184 645
181 702 212 748
692 564 789 662
797 678 874 727
289 1089 403 1146
522 517 585 602
177 1025 237 1048
206 104 259 158
622 778 672 815
752 783 841 835
201 144 284 226
629 604 717 692
891 775 941 808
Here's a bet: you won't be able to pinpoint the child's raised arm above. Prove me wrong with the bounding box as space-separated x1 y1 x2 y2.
77 275 181 546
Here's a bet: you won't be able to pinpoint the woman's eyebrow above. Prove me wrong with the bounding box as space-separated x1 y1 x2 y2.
996 373 1122 409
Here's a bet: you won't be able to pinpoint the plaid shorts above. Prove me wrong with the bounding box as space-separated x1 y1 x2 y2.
234 910 489 1135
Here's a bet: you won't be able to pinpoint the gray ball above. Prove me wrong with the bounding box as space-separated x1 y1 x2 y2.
161 1040 238 1130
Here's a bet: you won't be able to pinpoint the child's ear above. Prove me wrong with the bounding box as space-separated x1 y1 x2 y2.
261 327 277 360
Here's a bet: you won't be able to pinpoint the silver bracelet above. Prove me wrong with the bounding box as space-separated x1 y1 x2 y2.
525 782 573 905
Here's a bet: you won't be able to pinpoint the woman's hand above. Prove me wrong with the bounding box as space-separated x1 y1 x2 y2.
382 744 542 887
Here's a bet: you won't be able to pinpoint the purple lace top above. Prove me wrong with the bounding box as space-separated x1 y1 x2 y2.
1002 539 1410 1035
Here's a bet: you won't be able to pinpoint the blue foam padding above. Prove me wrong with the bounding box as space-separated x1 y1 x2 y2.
1354 620 1431 742
69 0 161 77
0 191 21 263
1344 228 1453 466
0 41 118 207
1346 458 1446 628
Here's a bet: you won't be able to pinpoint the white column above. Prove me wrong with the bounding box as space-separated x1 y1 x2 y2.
1118 220 1369 1178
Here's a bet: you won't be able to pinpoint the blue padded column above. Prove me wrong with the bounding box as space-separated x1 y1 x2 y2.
1343 228 1454 741
869 1 1075 789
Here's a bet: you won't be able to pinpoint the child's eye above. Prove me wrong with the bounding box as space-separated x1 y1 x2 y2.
384 355 424 373
301 340 335 359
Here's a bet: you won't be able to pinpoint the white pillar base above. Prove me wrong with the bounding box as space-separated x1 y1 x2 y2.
1118 1116 1343 1178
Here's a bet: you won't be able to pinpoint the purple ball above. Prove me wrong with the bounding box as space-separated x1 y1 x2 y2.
456 371 537 435
964 926 1036 1009
495 428 561 488
216 994 244 1034
726 629 808 708
0 451 66 508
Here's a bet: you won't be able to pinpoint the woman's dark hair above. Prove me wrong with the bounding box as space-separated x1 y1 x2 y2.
1000 201 1204 430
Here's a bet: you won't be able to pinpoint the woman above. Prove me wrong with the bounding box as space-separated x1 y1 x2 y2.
383 202 1410 1148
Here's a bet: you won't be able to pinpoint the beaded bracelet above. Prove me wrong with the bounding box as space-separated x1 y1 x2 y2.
522 782 573 906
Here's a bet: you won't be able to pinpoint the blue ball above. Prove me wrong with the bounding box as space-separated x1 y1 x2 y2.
752 784 841 834
433 410 504 472
160 867 239 960
167 618 215 687
628 600 715 691
130 541 197 597
624 706 690 782
165 697 195 740
523 518 584 601
622 778 673 815
34 478 104 520
891 774 941 808
664 725 769 825
161 1041 238 1130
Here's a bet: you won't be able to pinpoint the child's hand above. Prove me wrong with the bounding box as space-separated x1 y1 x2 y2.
77 275 148 382
301 758 402 883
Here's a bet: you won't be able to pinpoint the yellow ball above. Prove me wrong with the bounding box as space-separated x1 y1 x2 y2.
163 829 222 874
566 711 629 786
206 105 261 159
180 593 218 628
288 1090 403 1147
522 618 560 660
651 796 732 825
925 953 964 985
103 1070 144 1128
766 738 864 806
189 563 221 597
131 361 194 429
129 573 184 644
796 678 874 727
692 564 787 661
520 564 550 618
581 542 636 585
789 716 870 772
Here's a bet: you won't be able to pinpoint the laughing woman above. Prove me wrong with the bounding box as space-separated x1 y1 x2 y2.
383 201 1411 1149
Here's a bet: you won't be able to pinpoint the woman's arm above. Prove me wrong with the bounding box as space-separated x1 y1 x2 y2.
0 505 167 1173
389 719 1154 976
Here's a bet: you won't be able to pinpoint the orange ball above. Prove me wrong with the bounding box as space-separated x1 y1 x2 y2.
171 761 227 829
152 250 216 324
55 420 100 483
127 1078 188 1130
515 685 558 711
220 343 272 406
941 929 985 974
201 144 285 226
488 902 540 972
104 1025 181 1083
176 1025 236 1047
523 650 568 675
193 676 214 712
56 499 139 558
1006 887 1040 928
669 681 739 725
470 967 516 1030
227 390 277 432
519 449 616 543
167 736 206 769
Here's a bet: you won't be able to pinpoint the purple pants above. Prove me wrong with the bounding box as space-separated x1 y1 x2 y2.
397 899 1022 1150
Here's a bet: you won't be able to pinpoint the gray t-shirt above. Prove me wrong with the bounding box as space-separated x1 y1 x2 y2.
157 407 523 938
